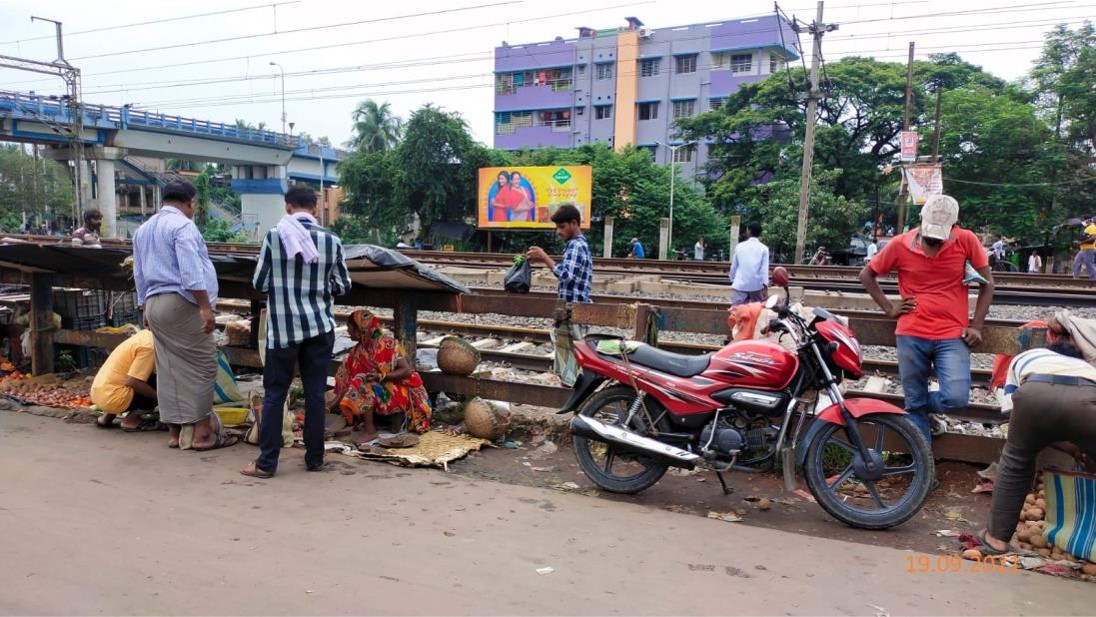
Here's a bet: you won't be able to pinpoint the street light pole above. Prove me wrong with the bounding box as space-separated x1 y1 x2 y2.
657 141 694 259
269 61 286 138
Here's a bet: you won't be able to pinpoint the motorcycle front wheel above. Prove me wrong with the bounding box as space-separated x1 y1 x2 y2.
573 385 671 494
803 413 934 529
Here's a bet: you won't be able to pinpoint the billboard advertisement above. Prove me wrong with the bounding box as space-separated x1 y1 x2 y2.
900 131 918 162
904 164 943 205
477 166 592 229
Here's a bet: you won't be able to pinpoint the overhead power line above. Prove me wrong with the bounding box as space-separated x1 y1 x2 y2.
70 2 522 61
3 3 1090 90
0 2 300 46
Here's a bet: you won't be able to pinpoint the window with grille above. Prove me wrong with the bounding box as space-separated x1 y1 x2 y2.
769 53 785 74
672 100 696 119
672 146 694 163
731 53 753 74
638 102 659 121
596 63 613 80
640 58 661 77
675 54 697 74
595 105 612 120
710 98 726 111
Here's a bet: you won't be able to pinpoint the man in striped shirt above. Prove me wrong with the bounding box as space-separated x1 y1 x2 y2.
241 186 351 478
981 342 1096 554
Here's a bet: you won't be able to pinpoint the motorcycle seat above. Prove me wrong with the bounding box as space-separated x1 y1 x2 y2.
600 343 712 378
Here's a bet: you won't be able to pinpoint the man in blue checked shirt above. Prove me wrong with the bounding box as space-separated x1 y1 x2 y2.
241 186 351 479
526 205 592 386
525 205 593 304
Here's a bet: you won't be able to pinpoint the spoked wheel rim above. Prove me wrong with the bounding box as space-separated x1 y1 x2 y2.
813 416 927 516
581 393 665 483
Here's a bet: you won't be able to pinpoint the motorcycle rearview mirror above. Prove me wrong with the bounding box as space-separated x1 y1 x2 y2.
765 294 781 311
772 266 790 289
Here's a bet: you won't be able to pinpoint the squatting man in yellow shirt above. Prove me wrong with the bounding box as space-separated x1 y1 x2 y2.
92 329 157 430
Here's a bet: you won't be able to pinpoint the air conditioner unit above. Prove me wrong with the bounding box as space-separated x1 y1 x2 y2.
638 27 652 38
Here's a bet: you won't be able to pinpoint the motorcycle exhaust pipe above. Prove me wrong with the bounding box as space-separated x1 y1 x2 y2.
570 414 701 469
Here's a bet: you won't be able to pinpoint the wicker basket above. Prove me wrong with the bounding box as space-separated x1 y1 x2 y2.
437 336 481 376
225 319 252 347
464 398 510 440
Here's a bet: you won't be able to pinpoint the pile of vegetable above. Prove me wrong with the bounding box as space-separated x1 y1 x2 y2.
1009 477 1096 577
0 373 93 409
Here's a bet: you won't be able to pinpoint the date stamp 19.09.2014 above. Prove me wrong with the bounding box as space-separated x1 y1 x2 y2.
906 553 1020 574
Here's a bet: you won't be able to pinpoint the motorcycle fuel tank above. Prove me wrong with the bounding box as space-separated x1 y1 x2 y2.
705 340 799 390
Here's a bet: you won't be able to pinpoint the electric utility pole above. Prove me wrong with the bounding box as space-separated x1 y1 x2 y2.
793 2 838 265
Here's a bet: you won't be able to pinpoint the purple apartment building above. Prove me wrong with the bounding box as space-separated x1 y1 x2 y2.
493 13 799 178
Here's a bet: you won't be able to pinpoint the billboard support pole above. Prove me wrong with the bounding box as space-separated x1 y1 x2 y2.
603 216 615 258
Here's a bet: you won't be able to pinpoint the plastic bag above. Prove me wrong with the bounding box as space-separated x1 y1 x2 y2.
504 258 532 294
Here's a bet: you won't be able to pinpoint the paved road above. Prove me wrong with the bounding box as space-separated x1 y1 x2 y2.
2 411 1094 616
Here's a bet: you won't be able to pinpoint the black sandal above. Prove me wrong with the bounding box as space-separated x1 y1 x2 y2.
978 529 1009 556
95 414 116 429
240 461 274 479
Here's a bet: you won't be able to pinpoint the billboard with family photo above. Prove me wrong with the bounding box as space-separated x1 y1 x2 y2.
477 166 592 229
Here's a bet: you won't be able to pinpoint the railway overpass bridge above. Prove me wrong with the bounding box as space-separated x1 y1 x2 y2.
0 90 344 237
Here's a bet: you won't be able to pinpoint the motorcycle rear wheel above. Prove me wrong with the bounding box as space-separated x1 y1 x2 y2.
573 385 671 494
803 413 934 530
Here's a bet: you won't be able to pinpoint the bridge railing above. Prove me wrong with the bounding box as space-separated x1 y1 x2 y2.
0 90 297 147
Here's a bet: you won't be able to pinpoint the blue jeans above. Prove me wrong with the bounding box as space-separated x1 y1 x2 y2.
896 336 971 442
255 331 335 473
1073 249 1096 280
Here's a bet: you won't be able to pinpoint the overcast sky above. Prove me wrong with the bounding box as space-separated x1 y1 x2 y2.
1 0 1092 147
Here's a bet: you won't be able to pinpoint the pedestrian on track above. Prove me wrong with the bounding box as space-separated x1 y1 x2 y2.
729 221 768 307
859 194 995 450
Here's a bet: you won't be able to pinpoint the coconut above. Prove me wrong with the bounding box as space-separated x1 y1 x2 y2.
463 398 510 440
437 336 481 376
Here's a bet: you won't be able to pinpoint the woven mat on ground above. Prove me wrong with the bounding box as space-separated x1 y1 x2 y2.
324 431 491 470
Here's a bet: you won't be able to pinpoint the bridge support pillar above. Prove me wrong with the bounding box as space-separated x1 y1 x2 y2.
658 217 670 260
232 165 288 241
95 159 118 238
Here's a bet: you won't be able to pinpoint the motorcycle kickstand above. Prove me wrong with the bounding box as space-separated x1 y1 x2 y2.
715 470 733 496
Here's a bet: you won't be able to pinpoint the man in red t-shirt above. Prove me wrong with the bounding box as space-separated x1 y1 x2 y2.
859 194 995 446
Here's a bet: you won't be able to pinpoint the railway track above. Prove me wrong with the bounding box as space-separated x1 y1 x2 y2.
216 299 1005 424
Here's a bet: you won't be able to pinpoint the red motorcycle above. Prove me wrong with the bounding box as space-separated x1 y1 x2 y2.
560 268 933 529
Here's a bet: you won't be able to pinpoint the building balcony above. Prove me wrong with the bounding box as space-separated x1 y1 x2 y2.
709 71 766 98
495 82 575 112
494 123 573 150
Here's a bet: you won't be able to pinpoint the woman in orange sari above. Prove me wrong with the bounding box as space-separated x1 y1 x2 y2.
329 310 431 440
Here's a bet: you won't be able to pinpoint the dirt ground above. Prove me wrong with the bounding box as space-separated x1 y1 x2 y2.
451 432 989 557
4 409 1096 616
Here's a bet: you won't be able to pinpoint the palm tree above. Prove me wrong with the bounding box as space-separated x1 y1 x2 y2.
349 100 403 152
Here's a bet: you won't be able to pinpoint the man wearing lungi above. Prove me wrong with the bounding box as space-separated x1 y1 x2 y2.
133 180 222 450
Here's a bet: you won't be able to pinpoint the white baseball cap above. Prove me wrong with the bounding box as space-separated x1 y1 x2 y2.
920 194 959 240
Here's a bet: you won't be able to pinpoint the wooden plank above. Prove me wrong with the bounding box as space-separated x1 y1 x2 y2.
498 341 534 354
30 273 55 376
420 373 570 408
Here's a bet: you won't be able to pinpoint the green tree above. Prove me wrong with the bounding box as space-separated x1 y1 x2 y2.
502 144 726 258
200 218 249 243
0 144 74 230
349 100 403 152
339 105 489 240
1030 22 1096 222
741 169 869 262
193 166 212 226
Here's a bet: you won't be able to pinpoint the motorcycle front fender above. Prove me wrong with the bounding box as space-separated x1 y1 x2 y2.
795 398 906 468
556 370 606 414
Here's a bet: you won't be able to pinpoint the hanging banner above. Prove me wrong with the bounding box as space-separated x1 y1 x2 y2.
477 166 593 229
900 131 918 162
904 164 943 205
